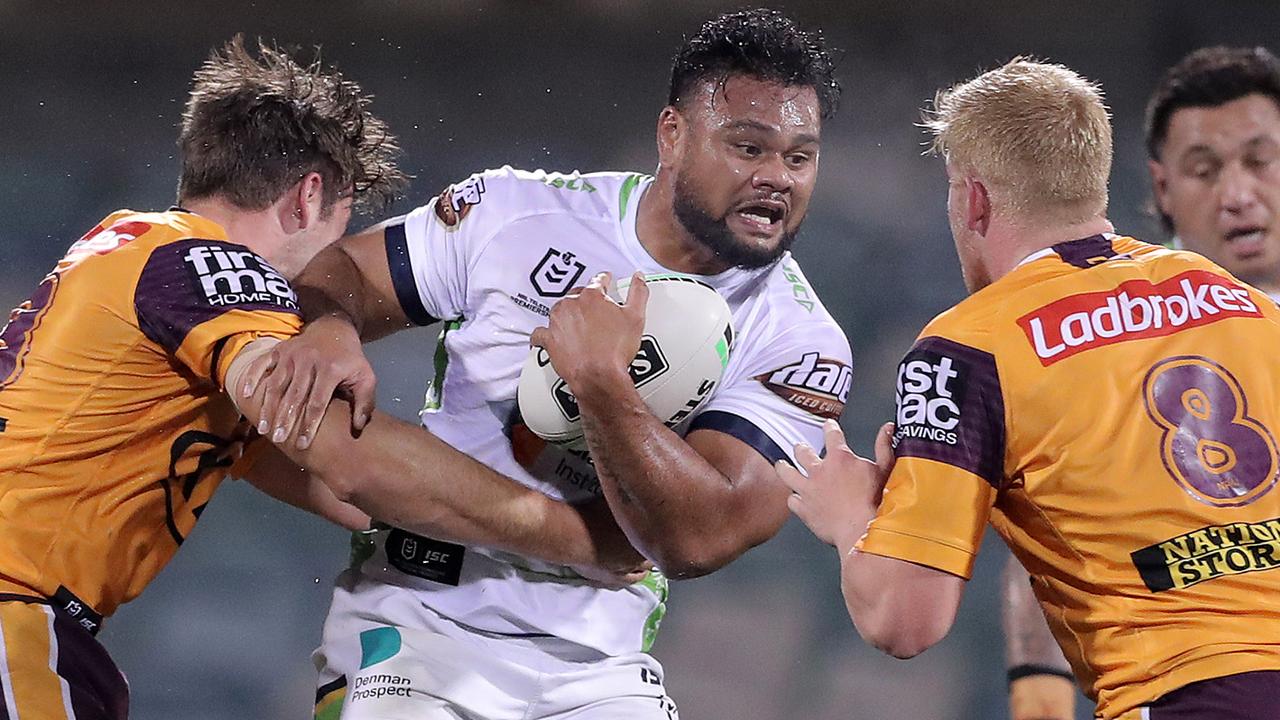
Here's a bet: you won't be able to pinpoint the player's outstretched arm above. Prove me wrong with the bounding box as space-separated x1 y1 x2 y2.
240 222 417 450
533 273 791 579
240 444 372 532
778 422 965 658
227 339 647 583
1003 555 1077 720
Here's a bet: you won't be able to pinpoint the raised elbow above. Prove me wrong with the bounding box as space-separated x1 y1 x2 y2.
864 625 937 659
648 538 737 580
853 606 950 660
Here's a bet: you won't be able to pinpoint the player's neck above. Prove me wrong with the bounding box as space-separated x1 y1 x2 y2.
987 214 1115 282
182 198 289 274
635 179 735 276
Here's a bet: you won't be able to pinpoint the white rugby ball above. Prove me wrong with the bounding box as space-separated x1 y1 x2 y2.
517 274 734 450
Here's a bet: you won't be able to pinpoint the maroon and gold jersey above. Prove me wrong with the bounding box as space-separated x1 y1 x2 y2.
0 210 301 623
858 235 1280 718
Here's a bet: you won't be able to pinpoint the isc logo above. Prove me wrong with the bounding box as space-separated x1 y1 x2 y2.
182 245 298 310
895 350 963 445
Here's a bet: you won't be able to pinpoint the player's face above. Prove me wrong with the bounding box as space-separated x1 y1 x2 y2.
670 75 821 269
1151 94 1280 289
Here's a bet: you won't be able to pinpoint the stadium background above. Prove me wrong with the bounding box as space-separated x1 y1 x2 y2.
2 1 1277 718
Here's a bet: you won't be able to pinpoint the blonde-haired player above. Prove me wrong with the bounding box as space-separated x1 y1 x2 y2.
781 58 1280 720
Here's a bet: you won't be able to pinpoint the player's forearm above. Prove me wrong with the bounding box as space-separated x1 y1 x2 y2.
1002 555 1073 675
294 243 370 332
292 403 604 567
575 372 745 578
243 448 372 531
841 545 961 659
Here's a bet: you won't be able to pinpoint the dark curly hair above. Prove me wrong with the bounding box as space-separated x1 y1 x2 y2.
178 36 406 214
1146 46 1280 161
668 8 840 120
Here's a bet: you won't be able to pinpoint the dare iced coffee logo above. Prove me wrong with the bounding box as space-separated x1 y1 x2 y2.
1018 271 1262 366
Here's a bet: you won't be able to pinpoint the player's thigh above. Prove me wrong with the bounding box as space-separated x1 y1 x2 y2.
545 693 678 720
538 655 677 720
315 624 532 720
0 600 128 720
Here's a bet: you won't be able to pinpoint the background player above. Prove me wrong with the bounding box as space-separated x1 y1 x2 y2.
781 59 1280 719
249 9 852 720
1001 43 1280 720
0 37 644 720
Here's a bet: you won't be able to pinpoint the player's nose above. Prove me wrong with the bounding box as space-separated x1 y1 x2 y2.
1218 160 1261 215
750 153 794 194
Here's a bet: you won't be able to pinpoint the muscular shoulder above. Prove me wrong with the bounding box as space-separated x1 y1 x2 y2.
425 166 646 230
58 209 228 269
741 255 852 373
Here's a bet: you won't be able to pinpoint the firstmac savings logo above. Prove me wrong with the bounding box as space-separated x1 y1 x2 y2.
181 244 298 310
756 352 851 420
530 248 588 297
1017 270 1262 366
895 350 966 446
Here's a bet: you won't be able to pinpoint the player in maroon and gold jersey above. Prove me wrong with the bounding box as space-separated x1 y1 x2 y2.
780 59 1280 720
1000 45 1280 720
0 39 640 720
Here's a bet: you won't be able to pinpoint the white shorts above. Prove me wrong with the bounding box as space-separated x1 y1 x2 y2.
313 574 678 720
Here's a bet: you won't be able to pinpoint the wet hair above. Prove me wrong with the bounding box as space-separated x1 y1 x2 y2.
668 8 840 119
1146 46 1280 161
178 36 406 213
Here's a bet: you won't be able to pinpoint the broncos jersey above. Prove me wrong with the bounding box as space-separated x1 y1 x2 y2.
0 209 301 625
859 234 1280 718
331 167 853 657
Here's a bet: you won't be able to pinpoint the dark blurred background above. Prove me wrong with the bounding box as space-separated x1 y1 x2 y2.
2 1 1278 718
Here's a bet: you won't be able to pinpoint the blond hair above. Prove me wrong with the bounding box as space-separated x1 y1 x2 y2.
923 58 1112 223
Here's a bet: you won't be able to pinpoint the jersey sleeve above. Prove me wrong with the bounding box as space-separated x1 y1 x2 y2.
133 238 303 387
857 335 1006 579
385 167 521 324
689 320 853 466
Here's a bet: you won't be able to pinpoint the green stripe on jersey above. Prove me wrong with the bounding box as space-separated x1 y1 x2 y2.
618 173 644 221
638 570 670 651
423 319 463 413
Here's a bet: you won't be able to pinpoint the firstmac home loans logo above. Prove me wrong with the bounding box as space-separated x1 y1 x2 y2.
182 245 298 310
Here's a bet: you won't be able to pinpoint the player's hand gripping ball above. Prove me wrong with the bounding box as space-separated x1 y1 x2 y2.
518 274 734 450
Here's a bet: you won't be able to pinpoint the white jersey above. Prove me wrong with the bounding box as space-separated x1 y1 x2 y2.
343 167 852 656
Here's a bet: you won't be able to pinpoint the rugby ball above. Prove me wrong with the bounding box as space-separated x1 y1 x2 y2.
517 274 734 451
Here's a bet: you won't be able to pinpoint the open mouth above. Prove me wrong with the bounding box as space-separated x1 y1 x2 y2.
732 200 786 232
1223 226 1270 257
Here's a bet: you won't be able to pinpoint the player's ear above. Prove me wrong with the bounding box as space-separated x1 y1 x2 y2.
287 172 326 232
965 177 991 235
1148 159 1171 216
656 106 683 168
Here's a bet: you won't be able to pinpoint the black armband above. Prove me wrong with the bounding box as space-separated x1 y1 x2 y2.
1007 664 1074 685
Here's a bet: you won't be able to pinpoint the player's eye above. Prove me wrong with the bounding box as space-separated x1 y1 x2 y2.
1246 152 1276 174
786 153 813 169
1189 162 1218 181
735 143 762 158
